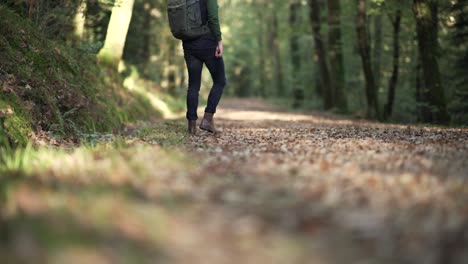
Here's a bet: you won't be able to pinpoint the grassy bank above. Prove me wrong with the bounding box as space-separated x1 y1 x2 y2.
0 5 160 148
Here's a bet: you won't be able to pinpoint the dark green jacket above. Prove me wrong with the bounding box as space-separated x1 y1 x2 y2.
207 0 222 41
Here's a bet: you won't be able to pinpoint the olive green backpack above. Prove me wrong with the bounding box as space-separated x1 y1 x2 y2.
167 0 211 40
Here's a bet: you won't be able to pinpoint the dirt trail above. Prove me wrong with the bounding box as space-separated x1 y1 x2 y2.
3 99 468 264
181 98 468 264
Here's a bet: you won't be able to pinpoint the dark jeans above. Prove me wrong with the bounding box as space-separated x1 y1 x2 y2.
184 48 226 121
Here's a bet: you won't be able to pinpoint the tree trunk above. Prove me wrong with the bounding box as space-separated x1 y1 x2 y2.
328 0 347 111
257 27 266 97
372 5 383 89
412 0 450 124
384 3 402 120
254 3 267 97
309 0 333 110
74 1 87 40
290 0 303 108
415 52 423 122
98 0 136 67
85 0 112 45
270 13 285 97
141 2 151 70
166 39 179 96
355 0 380 119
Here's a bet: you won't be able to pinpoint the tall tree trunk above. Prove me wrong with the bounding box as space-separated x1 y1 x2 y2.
257 27 266 97
384 4 402 120
415 52 423 122
255 3 267 97
372 5 383 89
309 0 333 110
74 1 87 40
167 50 176 96
98 0 136 67
85 0 112 46
328 0 347 111
141 2 152 69
270 13 285 97
290 0 303 108
412 0 450 124
355 0 380 119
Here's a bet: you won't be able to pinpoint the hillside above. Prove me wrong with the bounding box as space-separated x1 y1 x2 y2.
0 5 158 147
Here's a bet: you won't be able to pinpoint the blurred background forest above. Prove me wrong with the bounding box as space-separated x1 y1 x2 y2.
0 0 467 133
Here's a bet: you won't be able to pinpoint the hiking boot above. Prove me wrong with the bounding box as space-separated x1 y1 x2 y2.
199 112 220 134
188 120 197 135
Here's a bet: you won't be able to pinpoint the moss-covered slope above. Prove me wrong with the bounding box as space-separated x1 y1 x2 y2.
0 5 159 147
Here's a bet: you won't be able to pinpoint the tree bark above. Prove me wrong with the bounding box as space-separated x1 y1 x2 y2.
257 24 266 97
309 0 333 110
269 13 285 97
74 1 87 40
355 0 380 119
167 43 177 97
384 3 402 120
98 0 136 67
85 0 112 46
328 0 347 111
254 0 267 97
289 0 301 73
412 0 450 124
415 52 423 122
290 0 303 108
372 5 383 89
141 2 152 70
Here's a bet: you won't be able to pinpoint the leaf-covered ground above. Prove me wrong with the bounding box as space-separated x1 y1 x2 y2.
1 99 468 264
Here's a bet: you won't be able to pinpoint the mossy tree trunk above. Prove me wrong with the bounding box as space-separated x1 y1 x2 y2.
254 0 267 97
309 0 334 110
328 0 347 112
257 22 267 97
74 1 87 40
384 3 402 120
372 3 383 90
412 0 450 124
290 0 303 108
355 0 380 119
85 0 112 45
98 0 136 67
269 13 285 97
415 52 423 122
166 40 178 97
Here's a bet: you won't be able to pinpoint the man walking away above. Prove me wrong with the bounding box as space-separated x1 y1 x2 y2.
167 0 226 135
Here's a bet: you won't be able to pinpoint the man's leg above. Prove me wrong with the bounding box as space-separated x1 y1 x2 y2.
184 50 204 121
199 50 226 133
204 52 226 115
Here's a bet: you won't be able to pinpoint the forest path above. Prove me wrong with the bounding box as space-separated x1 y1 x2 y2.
182 98 468 263
4 99 468 264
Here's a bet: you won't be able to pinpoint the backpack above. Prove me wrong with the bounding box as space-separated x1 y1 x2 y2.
167 0 211 40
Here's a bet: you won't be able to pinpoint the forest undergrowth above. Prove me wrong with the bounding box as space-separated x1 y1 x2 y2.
1 98 467 264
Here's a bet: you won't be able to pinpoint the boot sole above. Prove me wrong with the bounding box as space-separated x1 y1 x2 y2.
199 126 216 134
